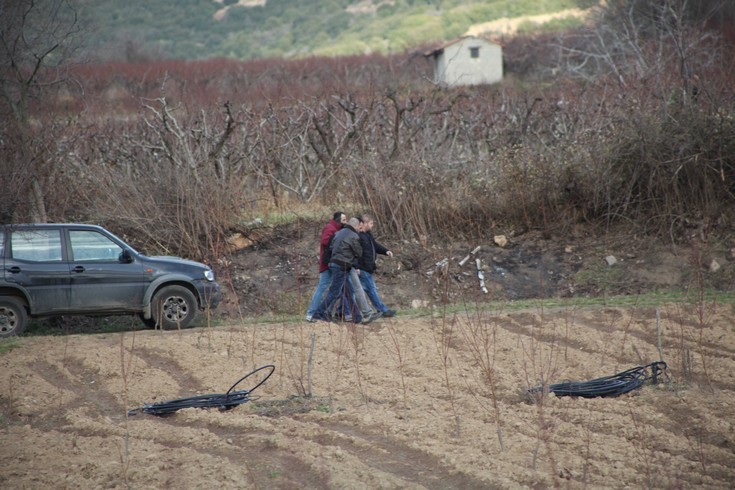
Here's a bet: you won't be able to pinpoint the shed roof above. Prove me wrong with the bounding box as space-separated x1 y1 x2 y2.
423 36 501 58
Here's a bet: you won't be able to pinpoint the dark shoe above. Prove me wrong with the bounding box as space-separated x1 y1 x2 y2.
382 309 396 317
361 311 381 324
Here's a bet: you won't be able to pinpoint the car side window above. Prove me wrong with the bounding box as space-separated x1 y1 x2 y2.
11 230 63 262
69 230 123 261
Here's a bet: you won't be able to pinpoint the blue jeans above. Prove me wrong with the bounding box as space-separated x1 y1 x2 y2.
306 269 332 318
359 270 388 313
314 264 359 321
350 269 374 317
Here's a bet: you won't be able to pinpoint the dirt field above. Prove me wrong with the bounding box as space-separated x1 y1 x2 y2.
2 221 735 488
2 300 735 488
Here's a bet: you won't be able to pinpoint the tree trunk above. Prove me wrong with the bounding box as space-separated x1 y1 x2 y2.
30 176 47 223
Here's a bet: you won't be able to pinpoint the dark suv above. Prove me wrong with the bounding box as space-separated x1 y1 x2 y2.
0 224 222 337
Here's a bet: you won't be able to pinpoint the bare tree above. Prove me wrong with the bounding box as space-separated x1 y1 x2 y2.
557 0 727 92
0 0 82 222
1 0 81 124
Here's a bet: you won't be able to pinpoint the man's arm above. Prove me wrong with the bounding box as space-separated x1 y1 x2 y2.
320 225 335 247
374 238 392 257
349 235 363 261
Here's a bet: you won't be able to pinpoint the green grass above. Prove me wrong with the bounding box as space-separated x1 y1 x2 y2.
239 200 362 229
398 289 735 320
9 289 733 339
216 288 735 327
0 338 21 355
22 316 148 337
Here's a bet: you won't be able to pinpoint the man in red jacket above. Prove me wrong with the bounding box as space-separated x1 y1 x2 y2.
305 211 346 321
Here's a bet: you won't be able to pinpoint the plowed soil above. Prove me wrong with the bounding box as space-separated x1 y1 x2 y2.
2 302 735 488
2 222 735 488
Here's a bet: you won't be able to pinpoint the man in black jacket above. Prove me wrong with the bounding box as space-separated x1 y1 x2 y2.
311 218 380 324
356 214 396 317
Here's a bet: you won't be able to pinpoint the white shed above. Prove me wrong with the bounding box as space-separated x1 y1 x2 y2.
425 36 503 87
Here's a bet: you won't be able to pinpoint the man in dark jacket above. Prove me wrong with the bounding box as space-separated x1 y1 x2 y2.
305 211 345 321
356 214 396 317
311 217 379 324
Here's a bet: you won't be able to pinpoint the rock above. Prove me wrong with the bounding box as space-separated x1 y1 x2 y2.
411 299 429 309
226 233 253 251
605 255 617 266
494 235 508 247
709 258 721 273
565 245 574 254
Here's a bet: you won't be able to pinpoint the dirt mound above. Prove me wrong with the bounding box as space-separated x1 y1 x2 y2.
219 220 734 318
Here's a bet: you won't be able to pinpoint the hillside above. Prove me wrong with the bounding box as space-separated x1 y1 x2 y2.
71 0 592 61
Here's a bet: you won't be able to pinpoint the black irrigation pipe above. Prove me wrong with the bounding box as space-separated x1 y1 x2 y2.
528 361 668 399
128 365 275 417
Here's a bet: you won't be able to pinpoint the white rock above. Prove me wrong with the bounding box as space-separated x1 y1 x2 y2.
605 255 617 266
493 235 508 247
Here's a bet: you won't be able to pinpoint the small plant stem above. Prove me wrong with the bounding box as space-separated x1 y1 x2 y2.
656 308 664 361
307 332 315 398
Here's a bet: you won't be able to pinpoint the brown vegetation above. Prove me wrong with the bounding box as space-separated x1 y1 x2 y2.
2 0 734 264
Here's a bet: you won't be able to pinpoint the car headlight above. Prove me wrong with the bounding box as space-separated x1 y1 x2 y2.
204 269 215 281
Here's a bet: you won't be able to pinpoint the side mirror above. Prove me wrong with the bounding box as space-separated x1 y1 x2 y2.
119 249 134 264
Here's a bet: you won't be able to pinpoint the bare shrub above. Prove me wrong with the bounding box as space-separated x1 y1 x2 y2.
79 97 249 261
0 127 35 222
456 306 505 450
6 1 733 258
575 97 735 237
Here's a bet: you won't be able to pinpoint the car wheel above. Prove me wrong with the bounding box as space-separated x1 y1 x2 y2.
150 286 199 330
0 297 29 338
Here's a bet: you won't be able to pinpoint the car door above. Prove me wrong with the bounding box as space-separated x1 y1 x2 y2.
67 229 148 311
5 228 71 314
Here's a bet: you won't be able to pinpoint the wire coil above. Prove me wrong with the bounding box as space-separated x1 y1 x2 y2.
128 364 275 417
528 361 668 399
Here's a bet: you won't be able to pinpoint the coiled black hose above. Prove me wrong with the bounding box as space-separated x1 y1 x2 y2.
128 364 275 416
528 361 667 399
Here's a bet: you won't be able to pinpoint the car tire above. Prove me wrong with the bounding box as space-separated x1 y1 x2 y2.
150 286 199 330
0 297 29 338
